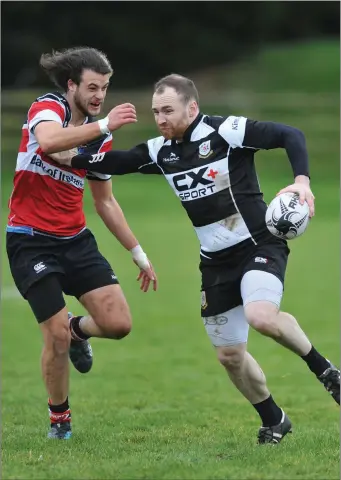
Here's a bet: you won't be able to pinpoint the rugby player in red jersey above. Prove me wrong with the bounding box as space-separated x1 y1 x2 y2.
6 47 157 439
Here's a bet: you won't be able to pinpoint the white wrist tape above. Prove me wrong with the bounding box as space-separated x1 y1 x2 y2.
131 245 150 270
98 117 110 135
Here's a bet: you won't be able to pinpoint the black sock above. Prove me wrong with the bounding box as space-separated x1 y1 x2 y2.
48 397 69 413
70 316 90 340
252 395 283 427
48 397 71 425
301 345 330 377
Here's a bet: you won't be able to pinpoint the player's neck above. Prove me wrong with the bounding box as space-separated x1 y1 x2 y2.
174 112 200 142
65 93 87 126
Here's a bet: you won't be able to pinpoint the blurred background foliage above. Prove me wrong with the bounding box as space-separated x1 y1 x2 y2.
1 1 339 184
2 1 340 89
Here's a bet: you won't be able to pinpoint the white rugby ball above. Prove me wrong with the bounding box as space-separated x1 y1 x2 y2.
265 192 310 240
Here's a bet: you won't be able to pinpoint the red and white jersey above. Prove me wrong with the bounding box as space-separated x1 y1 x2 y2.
8 92 112 237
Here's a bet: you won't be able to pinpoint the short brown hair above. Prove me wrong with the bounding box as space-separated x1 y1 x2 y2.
40 46 113 92
154 74 199 104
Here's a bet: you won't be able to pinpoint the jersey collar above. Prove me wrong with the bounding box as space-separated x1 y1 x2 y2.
60 92 89 125
181 112 204 142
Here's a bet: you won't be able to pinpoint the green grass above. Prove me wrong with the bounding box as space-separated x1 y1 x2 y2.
1 174 340 480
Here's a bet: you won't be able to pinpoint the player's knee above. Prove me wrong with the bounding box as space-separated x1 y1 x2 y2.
107 316 132 340
244 302 277 335
84 286 132 339
43 321 71 354
216 344 246 372
96 307 132 340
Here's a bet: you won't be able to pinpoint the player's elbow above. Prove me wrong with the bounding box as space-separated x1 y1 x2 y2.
93 195 116 214
294 127 305 140
38 139 59 155
286 126 305 142
37 133 65 154
280 125 306 151
35 122 66 154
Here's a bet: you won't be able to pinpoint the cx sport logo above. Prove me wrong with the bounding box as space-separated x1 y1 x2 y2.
172 166 218 201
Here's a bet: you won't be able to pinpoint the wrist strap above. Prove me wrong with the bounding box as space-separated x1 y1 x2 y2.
130 245 143 255
98 117 110 135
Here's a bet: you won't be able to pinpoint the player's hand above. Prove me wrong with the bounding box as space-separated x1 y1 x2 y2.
277 178 315 217
130 245 157 292
49 147 78 166
107 103 137 131
135 260 158 292
48 124 77 166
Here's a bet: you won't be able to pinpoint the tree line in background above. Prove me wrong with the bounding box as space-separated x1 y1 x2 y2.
2 1 340 89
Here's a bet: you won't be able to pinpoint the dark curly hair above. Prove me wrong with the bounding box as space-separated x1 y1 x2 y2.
39 46 113 92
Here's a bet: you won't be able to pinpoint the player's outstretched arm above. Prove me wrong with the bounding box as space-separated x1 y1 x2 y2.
35 103 137 155
71 145 162 175
71 150 138 173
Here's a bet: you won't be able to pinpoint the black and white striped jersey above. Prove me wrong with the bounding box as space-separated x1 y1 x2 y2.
72 112 309 261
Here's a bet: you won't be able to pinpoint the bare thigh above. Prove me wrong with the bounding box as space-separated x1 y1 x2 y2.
79 284 132 337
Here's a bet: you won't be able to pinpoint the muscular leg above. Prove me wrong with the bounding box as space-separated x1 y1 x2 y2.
26 276 70 405
204 306 284 428
26 275 72 438
216 343 269 404
242 270 340 404
75 284 132 339
242 271 330 367
40 307 70 404
245 302 312 355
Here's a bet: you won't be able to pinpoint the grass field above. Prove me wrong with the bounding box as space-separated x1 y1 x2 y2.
1 40 340 479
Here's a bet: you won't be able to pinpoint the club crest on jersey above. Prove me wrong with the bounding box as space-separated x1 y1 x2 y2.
198 140 213 159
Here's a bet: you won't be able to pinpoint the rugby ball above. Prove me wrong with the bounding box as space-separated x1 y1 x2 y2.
265 192 310 240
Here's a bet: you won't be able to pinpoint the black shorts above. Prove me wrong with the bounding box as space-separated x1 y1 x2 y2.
200 239 290 317
6 228 119 300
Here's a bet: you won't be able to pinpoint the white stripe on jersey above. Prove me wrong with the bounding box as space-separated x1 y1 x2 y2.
147 137 170 163
218 116 247 148
28 109 63 132
164 157 232 202
193 146 256 252
17 153 85 189
225 146 256 245
87 171 111 181
196 213 252 252
16 127 41 171
190 117 215 141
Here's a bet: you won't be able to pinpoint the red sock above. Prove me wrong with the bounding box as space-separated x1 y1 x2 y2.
48 397 71 425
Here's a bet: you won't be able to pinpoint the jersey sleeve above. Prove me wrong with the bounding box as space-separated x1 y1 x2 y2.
217 116 249 148
71 142 163 175
217 115 309 178
85 134 113 182
28 99 66 133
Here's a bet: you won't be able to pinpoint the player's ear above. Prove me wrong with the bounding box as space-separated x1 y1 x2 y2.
189 101 197 118
67 79 77 93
